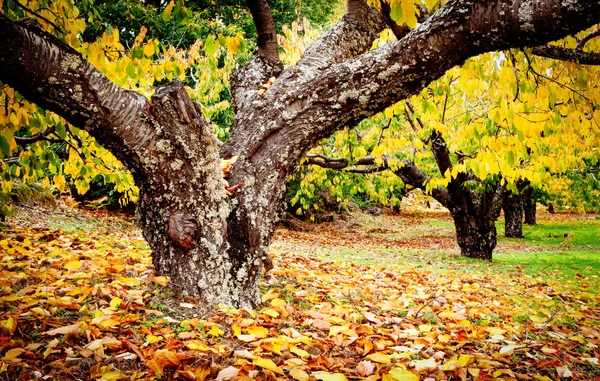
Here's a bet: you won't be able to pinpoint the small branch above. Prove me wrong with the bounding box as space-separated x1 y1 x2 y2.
346 165 387 174
13 2 64 34
375 119 391 148
508 50 520 101
524 50 592 102
577 29 600 50
3 157 19 165
441 90 449 124
531 44 600 65
14 127 61 145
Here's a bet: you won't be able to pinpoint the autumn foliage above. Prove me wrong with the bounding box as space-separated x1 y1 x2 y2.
1 208 599 380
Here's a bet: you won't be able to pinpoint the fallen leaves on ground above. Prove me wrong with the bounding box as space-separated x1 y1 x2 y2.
0 209 599 380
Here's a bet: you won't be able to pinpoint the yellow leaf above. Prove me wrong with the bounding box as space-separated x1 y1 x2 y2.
144 42 155 57
261 289 279 302
290 345 310 358
247 326 269 338
366 352 391 364
0 317 17 335
253 357 284 374
64 260 82 270
207 325 224 337
185 341 212 352
570 335 585 344
98 371 124 380
109 297 122 311
271 297 287 307
3 348 25 360
260 308 280 318
458 354 473 367
313 372 348 381
290 368 310 381
30 307 50 317
328 325 349 336
385 368 419 381
116 277 140 287
145 335 163 345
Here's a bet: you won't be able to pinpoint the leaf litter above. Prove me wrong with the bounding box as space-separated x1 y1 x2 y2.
0 207 599 380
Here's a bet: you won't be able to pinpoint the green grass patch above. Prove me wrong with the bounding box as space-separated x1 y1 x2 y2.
497 219 600 251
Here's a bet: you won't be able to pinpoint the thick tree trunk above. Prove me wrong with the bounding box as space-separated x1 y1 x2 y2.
503 189 524 238
522 186 537 225
451 210 496 261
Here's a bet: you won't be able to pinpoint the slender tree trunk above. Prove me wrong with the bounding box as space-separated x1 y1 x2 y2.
522 186 537 225
503 189 524 238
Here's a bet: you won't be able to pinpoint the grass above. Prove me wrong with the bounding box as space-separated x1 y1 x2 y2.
289 213 600 293
496 219 600 250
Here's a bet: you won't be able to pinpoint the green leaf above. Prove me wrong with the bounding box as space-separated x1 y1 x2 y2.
205 35 216 57
390 1 403 23
0 136 10 156
126 61 137 79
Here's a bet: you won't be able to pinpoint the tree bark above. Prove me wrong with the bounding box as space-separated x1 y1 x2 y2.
503 189 524 238
451 208 496 261
522 186 537 225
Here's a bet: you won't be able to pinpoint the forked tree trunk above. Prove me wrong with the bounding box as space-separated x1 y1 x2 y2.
522 186 537 225
503 189 524 238
2 1 599 306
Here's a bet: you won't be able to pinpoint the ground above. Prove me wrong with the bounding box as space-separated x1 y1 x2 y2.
0 203 599 380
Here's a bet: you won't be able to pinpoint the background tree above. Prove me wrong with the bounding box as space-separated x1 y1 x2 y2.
1 0 599 306
301 19 600 258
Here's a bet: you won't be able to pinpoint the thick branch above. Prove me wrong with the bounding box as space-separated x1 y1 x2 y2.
279 0 600 149
294 0 386 74
246 0 281 65
531 44 600 65
0 16 217 188
0 15 152 175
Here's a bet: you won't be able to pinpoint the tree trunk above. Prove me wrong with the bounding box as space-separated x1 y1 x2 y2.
451 210 496 261
503 189 524 238
522 186 537 225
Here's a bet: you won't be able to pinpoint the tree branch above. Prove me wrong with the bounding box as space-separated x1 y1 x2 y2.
14 127 60 145
306 154 450 207
577 29 600 49
296 0 386 73
0 16 217 186
246 0 281 66
12 1 64 33
531 44 600 65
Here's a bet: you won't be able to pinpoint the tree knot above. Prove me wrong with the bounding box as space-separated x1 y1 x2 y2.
168 212 197 251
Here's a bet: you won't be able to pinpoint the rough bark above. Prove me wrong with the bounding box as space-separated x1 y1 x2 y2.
522 185 537 225
503 189 524 238
451 207 497 261
1 0 600 305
